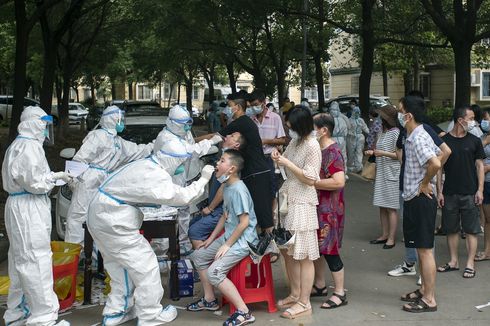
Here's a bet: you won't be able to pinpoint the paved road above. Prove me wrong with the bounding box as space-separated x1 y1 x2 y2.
1 173 490 325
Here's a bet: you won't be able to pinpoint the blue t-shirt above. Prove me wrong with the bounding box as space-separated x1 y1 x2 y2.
397 123 444 191
222 180 259 255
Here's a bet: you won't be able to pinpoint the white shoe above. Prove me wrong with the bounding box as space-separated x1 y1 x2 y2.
102 308 136 326
5 317 28 326
388 261 416 277
46 320 70 326
138 305 178 326
417 275 422 286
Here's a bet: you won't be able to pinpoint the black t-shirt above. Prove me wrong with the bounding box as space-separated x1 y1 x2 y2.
397 123 444 191
219 115 270 178
441 132 485 195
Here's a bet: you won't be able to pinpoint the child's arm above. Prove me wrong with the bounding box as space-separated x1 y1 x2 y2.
199 212 227 249
203 184 224 215
215 213 249 259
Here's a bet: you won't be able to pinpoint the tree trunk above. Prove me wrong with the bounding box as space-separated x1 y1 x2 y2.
90 83 96 107
185 79 193 117
403 70 412 96
253 71 267 92
359 0 376 120
225 61 237 93
382 61 388 96
177 82 181 103
61 61 73 133
8 1 28 144
313 54 325 110
413 58 420 91
167 83 174 107
453 43 472 110
159 80 162 106
111 78 116 99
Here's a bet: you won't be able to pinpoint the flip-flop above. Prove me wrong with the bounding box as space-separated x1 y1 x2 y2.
463 267 476 279
437 263 459 272
474 252 490 262
310 285 328 297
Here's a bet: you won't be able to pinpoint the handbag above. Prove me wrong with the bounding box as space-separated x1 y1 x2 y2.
278 189 288 216
274 188 293 249
361 161 376 180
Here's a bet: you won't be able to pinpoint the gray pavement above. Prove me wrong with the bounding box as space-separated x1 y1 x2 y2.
1 173 490 325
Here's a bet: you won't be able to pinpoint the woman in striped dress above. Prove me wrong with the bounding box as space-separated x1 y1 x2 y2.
365 105 401 249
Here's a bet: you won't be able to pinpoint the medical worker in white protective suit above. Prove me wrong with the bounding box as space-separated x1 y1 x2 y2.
64 105 153 245
87 137 215 326
154 105 222 253
346 106 369 173
2 106 71 326
329 102 348 168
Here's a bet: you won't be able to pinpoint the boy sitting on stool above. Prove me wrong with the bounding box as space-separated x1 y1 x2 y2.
187 149 258 326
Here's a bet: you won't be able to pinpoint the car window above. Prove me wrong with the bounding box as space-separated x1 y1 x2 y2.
119 124 165 144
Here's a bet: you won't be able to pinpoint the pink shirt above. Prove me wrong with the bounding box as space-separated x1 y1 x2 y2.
253 108 286 154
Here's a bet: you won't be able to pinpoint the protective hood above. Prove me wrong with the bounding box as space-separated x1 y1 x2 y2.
18 106 49 142
167 105 192 137
330 101 340 118
153 137 192 175
352 106 361 118
99 105 124 134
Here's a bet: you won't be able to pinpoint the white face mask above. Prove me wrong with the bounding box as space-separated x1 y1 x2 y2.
397 112 407 128
460 119 476 132
289 129 299 140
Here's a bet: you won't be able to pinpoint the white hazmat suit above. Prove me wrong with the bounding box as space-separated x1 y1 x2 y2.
347 107 369 173
87 137 215 326
329 102 348 168
65 106 153 245
2 106 71 326
153 105 221 253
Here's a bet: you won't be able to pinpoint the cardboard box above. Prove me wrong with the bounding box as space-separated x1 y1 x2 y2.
168 259 194 297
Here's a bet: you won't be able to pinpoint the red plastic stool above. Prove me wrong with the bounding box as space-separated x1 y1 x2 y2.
53 256 79 310
222 254 277 314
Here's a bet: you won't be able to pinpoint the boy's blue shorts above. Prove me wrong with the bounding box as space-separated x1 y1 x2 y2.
188 207 223 241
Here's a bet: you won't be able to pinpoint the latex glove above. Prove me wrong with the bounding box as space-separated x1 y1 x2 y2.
200 165 215 181
51 171 73 184
210 134 223 145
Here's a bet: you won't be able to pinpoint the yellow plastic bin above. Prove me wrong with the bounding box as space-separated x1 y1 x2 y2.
51 241 81 310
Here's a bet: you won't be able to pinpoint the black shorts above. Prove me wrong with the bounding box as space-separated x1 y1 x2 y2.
403 195 437 249
483 182 490 205
442 194 481 234
243 171 273 229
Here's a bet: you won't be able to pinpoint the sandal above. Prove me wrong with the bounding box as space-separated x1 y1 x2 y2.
434 226 445 236
310 285 328 297
277 295 298 309
186 297 220 311
320 292 348 309
437 263 459 272
474 252 490 262
463 267 476 278
400 289 423 302
280 301 312 319
222 310 255 326
402 298 437 313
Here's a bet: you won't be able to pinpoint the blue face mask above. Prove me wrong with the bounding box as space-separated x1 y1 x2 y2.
217 173 230 183
43 129 49 137
174 164 185 175
115 121 125 133
184 124 192 132
245 108 254 117
224 106 233 120
481 120 490 132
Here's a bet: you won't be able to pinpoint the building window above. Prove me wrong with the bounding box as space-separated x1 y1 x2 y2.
137 85 152 100
419 73 431 99
351 76 359 94
305 87 318 101
192 86 200 100
483 73 490 97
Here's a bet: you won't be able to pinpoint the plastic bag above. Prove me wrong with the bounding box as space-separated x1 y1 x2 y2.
0 276 10 295
51 241 81 301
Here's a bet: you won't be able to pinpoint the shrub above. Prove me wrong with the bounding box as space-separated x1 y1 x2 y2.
427 106 453 124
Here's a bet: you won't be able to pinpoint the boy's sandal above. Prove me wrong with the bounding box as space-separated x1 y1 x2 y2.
400 289 423 302
310 285 328 297
222 310 255 326
463 267 476 278
437 263 459 272
320 293 348 309
402 298 437 313
280 301 312 319
277 295 299 309
186 297 220 311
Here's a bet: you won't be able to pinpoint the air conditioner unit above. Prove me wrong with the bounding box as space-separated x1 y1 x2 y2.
472 70 481 86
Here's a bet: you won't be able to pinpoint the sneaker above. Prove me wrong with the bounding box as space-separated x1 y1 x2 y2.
388 261 416 277
417 275 422 286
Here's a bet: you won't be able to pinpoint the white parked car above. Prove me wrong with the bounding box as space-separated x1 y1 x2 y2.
51 102 89 125
54 112 217 239
0 96 40 121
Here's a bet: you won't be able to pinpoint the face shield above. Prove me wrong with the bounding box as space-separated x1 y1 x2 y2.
170 116 193 133
41 115 54 146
